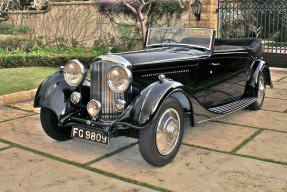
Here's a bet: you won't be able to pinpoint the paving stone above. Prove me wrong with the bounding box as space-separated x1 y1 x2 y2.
270 81 287 90
0 96 3 106
3 91 33 105
11 101 40 113
270 69 287 82
262 98 287 112
0 142 9 149
0 148 154 192
270 67 287 72
183 122 257 152
0 107 33 122
0 115 137 164
237 130 287 163
91 145 287 192
271 69 287 74
271 75 287 82
280 77 287 83
266 89 287 100
219 110 287 132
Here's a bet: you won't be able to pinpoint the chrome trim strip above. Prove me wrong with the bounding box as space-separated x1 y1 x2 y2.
114 47 170 55
141 69 190 77
96 55 131 67
213 51 248 55
132 56 202 65
146 43 209 50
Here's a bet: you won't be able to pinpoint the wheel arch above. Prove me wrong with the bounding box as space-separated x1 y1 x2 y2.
116 79 194 128
169 91 194 127
33 71 77 119
248 60 273 89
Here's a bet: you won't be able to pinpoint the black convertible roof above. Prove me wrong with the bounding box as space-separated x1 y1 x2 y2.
214 38 262 59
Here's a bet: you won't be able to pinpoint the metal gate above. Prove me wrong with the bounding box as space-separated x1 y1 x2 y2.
218 0 287 68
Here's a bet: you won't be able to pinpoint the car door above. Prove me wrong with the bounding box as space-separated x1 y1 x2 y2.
204 51 249 108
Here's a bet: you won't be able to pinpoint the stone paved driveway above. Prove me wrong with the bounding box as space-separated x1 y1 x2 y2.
1 68 287 192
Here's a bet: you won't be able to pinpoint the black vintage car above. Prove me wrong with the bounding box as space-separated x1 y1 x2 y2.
34 27 272 167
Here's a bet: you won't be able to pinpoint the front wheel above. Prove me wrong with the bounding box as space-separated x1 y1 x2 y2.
249 73 266 110
40 108 72 141
139 97 184 167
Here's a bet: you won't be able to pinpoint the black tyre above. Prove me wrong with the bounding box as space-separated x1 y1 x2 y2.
40 108 72 141
139 97 184 167
249 73 266 110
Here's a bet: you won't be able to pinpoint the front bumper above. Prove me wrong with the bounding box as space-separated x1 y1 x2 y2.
61 111 148 136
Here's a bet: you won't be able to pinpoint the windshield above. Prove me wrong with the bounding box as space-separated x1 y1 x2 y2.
146 28 214 50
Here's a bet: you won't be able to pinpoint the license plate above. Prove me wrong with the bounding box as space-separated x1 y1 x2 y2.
71 127 109 145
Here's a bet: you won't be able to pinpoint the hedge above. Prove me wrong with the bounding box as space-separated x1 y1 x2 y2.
0 54 98 68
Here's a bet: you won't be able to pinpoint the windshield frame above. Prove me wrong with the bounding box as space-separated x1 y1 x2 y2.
145 27 215 50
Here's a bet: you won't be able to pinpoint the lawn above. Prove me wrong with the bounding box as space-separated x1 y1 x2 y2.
0 67 58 95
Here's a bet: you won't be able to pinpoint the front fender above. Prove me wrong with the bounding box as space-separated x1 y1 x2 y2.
34 71 76 118
249 60 273 88
116 79 183 127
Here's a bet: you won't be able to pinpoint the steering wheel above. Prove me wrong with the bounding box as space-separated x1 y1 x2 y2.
160 39 178 44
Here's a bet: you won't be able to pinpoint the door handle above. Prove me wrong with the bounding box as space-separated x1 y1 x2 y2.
211 63 221 66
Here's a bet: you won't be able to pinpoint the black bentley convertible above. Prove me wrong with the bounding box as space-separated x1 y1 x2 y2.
34 27 272 167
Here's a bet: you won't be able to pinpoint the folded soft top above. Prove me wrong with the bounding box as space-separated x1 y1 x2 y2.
214 38 262 59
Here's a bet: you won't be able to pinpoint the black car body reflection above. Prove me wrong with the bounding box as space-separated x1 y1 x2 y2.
34 27 272 167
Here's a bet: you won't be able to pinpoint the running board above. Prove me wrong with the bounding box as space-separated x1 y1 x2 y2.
208 97 257 114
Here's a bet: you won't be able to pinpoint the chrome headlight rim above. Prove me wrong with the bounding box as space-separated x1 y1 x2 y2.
64 59 87 87
107 65 132 93
87 99 101 117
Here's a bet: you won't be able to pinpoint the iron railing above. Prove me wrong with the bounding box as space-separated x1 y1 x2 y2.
218 0 287 54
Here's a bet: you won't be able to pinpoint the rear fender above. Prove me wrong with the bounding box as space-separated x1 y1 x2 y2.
249 60 273 88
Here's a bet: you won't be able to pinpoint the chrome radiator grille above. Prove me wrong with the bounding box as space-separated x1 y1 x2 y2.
90 61 124 122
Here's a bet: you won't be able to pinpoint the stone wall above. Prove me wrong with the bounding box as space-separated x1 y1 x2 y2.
189 0 218 32
2 1 190 48
1 1 220 48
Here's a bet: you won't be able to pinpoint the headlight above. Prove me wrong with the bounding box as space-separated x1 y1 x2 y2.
107 65 132 93
87 100 101 117
64 60 86 86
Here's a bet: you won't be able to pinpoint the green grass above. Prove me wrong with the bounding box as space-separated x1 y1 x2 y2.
0 67 58 95
277 76 287 82
231 129 263 154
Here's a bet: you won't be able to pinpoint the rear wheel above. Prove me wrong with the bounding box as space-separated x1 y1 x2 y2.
250 73 266 110
40 108 72 141
138 97 184 167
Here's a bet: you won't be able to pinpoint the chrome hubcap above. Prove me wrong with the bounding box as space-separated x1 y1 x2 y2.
156 108 180 156
257 76 265 104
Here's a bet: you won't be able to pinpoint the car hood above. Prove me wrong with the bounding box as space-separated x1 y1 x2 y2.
116 47 211 66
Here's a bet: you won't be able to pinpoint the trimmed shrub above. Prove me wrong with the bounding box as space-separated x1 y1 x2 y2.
0 35 30 51
0 23 30 35
0 54 96 68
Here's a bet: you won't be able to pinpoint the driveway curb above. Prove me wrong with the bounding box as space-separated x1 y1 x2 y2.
0 89 37 106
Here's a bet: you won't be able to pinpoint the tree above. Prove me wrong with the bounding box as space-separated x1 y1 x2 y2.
0 0 34 17
120 0 148 44
94 0 187 45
